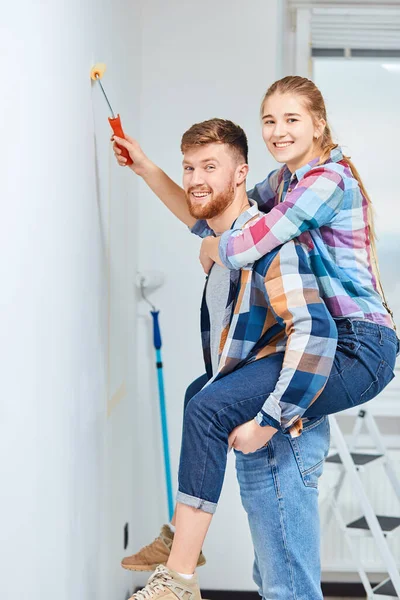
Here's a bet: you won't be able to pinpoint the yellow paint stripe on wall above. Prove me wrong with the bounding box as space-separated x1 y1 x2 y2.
107 381 127 417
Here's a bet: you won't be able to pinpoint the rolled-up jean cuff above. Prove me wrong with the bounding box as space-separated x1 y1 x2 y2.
176 491 217 514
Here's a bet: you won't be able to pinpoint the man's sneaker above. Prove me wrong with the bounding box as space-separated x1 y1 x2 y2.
129 564 202 600
121 525 206 571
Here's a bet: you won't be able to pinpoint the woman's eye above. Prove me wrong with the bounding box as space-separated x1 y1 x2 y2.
184 166 193 171
206 165 215 171
264 120 274 125
288 119 298 123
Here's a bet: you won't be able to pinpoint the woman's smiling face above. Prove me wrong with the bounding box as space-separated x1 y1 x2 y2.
261 92 325 172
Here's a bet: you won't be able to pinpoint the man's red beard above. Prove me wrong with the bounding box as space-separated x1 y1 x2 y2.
185 185 235 220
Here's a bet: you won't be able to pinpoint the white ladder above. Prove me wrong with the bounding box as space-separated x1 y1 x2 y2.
325 409 400 599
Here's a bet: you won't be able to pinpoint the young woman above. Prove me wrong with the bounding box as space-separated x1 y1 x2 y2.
112 77 398 600
196 76 398 421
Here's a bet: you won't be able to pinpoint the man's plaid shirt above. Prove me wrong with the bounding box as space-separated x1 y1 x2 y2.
192 202 337 433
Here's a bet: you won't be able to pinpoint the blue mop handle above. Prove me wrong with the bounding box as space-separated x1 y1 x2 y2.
152 309 162 350
151 311 174 521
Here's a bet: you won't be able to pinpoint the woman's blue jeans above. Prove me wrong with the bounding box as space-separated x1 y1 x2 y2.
178 319 397 599
177 319 397 514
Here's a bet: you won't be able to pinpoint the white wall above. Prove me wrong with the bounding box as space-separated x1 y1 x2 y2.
1 2 140 599
133 0 283 591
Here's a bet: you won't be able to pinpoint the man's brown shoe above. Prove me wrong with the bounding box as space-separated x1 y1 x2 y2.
129 564 202 600
121 525 206 571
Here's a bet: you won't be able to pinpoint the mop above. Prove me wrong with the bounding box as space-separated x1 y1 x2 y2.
139 276 174 522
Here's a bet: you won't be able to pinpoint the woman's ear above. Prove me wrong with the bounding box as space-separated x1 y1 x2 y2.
315 118 326 140
236 163 249 186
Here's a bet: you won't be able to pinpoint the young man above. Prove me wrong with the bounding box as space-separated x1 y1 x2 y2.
113 120 336 600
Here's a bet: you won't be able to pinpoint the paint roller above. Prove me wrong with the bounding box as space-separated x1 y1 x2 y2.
90 63 133 166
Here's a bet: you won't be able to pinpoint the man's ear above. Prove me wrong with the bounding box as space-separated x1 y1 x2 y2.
236 163 249 186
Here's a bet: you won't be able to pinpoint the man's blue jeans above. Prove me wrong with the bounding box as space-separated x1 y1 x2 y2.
235 416 330 600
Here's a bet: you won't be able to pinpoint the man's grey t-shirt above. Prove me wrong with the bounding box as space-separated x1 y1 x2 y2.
205 263 231 375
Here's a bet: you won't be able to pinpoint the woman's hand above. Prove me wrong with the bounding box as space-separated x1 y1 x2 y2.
200 236 223 274
228 420 277 454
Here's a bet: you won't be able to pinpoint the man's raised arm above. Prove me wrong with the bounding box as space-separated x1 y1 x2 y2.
112 134 196 229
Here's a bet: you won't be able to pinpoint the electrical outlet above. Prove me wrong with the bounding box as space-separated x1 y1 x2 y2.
124 522 129 550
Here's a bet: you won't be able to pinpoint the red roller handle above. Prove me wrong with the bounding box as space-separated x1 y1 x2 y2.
108 114 133 166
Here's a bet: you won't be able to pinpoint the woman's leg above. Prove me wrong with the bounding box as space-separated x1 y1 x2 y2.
304 319 398 418
171 320 397 527
168 355 284 573
167 505 213 573
183 374 210 412
235 416 330 600
169 374 210 529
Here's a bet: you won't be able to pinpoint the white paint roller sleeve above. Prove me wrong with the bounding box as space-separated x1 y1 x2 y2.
136 271 165 295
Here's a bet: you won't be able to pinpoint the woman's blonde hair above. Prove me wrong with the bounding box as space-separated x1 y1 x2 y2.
261 76 377 246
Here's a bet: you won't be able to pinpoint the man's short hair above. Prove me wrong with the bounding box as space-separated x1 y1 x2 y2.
181 118 248 164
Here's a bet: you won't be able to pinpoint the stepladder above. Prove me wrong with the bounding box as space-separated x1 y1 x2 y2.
323 409 400 599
